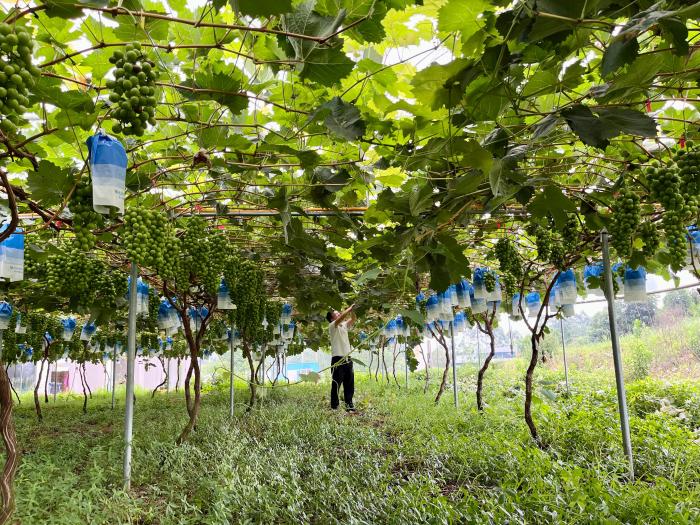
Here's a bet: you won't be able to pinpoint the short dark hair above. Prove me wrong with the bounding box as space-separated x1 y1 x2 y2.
326 311 334 323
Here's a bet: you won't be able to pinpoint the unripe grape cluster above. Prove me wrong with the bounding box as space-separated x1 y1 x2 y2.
610 186 640 259
229 257 266 343
0 23 39 135
122 206 169 269
527 223 566 269
639 222 660 258
106 42 158 136
674 143 700 213
493 238 523 279
644 156 698 269
69 178 104 250
493 237 523 299
483 270 496 293
45 251 98 305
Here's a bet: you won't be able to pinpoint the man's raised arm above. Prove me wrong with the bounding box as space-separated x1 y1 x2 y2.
332 304 356 326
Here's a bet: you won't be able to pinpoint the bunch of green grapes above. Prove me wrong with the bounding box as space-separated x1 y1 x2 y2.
45 251 96 304
260 301 282 344
645 160 694 269
493 238 522 279
638 221 660 258
609 186 641 259
0 23 39 135
674 143 700 217
528 223 566 269
69 177 104 251
483 270 496 293
562 215 581 254
526 223 552 262
93 266 127 308
177 217 226 295
122 206 168 269
231 258 266 342
646 161 688 213
548 241 566 270
140 331 159 350
106 42 158 136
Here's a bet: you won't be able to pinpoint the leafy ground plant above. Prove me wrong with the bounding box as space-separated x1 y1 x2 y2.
11 372 700 525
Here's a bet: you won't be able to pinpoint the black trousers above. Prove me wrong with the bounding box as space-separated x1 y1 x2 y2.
330 355 354 409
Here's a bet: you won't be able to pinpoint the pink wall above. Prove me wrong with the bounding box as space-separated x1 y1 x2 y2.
51 357 192 394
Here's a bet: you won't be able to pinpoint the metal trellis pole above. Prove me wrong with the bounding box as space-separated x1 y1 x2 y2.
508 318 514 357
404 341 408 389
559 317 570 395
450 321 457 408
53 360 58 402
111 343 118 409
229 323 235 418
601 230 635 481
123 262 138 490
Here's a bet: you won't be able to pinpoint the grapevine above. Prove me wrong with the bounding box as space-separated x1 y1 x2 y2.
69 177 104 251
106 42 158 136
122 205 169 270
609 185 641 259
645 159 694 269
0 23 40 134
639 222 660 258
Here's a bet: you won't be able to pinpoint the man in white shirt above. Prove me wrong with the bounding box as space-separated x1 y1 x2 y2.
326 304 357 411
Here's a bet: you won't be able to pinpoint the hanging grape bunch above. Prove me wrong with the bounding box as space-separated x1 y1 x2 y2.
673 142 700 218
45 251 96 304
639 222 660 258
69 177 104 250
526 223 552 262
493 238 522 297
645 159 691 269
0 23 39 135
106 42 158 136
483 270 496 293
527 222 566 269
122 206 168 269
609 185 640 259
92 266 127 308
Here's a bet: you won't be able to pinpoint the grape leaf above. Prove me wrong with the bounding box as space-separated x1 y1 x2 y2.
230 0 292 17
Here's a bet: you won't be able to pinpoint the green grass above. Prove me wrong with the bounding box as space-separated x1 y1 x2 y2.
11 369 700 524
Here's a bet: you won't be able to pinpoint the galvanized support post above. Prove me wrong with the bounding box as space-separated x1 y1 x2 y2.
404 341 408 389
123 262 138 490
53 360 58 402
601 230 635 481
508 318 514 357
229 322 235 418
450 322 457 407
560 317 570 395
111 343 117 409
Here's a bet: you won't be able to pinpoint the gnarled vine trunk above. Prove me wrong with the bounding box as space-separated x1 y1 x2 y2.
476 310 497 412
430 328 450 405
0 363 18 525
82 363 92 399
79 365 88 414
152 356 168 398
175 357 181 392
43 364 50 403
524 333 542 445
177 304 212 444
184 359 194 418
245 347 256 410
33 358 45 422
6 367 18 406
